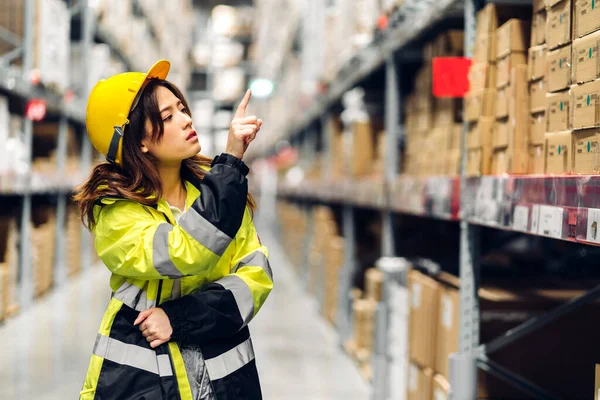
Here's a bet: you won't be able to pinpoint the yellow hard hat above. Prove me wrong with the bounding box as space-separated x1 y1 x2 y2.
85 60 171 165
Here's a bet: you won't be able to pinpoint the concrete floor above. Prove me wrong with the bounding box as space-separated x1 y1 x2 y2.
0 220 369 400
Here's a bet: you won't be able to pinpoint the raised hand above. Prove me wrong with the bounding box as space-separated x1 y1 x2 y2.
225 89 263 160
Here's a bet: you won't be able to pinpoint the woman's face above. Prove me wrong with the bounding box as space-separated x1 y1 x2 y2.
141 85 201 164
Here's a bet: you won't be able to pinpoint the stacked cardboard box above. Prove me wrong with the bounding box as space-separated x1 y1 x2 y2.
403 31 464 177
570 0 600 173
31 206 56 298
66 205 82 277
528 1 548 173
409 268 600 399
323 237 345 324
492 20 531 174
543 0 575 173
0 216 19 319
0 216 18 320
278 203 307 275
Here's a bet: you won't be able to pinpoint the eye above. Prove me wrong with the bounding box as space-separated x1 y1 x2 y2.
180 107 188 114
163 115 173 122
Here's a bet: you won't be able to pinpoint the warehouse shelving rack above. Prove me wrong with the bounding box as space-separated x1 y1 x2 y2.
262 0 600 399
0 0 152 314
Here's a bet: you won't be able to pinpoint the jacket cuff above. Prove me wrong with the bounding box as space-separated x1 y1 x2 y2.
211 153 250 176
158 300 189 342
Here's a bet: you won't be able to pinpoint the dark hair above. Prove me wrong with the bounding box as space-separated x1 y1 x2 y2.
73 79 255 229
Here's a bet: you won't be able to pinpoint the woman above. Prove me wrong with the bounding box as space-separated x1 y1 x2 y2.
74 60 273 400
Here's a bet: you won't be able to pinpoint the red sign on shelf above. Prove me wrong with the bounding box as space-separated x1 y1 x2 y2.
432 57 472 98
25 99 47 121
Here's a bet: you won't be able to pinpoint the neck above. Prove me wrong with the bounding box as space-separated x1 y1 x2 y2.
158 162 185 209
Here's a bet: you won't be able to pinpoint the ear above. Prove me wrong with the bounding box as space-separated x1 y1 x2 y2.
140 142 149 153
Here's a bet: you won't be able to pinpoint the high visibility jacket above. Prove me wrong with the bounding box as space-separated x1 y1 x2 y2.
80 161 273 400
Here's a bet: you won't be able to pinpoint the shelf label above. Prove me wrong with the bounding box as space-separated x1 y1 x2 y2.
512 205 529 232
538 205 563 239
586 208 600 244
531 205 540 234
441 294 454 329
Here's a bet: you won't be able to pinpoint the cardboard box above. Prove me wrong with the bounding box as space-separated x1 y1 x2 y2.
531 111 547 144
572 128 600 173
409 270 440 368
494 118 510 148
547 0 573 50
468 117 495 149
531 10 547 46
547 89 571 131
468 62 497 91
496 66 530 149
497 52 527 88
528 45 547 81
492 145 529 173
534 0 546 12
407 364 433 400
476 3 533 37
574 0 600 38
547 44 573 92
530 79 547 112
572 29 600 84
435 273 460 379
473 34 497 64
496 85 509 118
467 146 493 176
496 19 531 59
350 121 375 177
545 130 573 173
572 79 600 129
529 143 546 173
433 374 451 400
465 89 496 122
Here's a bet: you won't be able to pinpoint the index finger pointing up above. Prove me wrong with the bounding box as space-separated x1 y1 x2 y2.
234 89 252 119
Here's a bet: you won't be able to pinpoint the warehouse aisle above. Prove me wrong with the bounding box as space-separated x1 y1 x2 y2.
0 215 369 400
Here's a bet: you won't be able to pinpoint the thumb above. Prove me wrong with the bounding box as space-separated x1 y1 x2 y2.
134 309 153 326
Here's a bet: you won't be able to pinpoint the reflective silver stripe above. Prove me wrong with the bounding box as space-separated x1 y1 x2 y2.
216 275 254 327
233 251 273 282
93 334 173 377
113 282 140 309
179 207 232 256
171 278 182 300
205 337 255 381
153 223 184 278
157 354 173 377
112 282 156 311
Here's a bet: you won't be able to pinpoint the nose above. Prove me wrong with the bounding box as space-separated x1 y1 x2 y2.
181 111 192 128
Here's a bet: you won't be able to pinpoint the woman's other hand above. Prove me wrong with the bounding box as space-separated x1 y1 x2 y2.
225 89 263 160
134 307 173 348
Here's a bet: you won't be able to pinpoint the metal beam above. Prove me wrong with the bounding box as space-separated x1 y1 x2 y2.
478 357 561 400
483 283 600 355
0 47 23 65
338 205 356 340
0 25 22 47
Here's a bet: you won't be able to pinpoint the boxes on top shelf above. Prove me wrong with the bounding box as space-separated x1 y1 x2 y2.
547 89 572 132
497 52 528 88
531 111 547 144
573 128 600 173
573 0 600 38
466 145 492 176
547 0 573 50
572 29 600 84
476 3 533 38
529 142 546 173
546 44 572 92
528 45 547 81
545 130 573 173
571 78 600 129
467 117 494 149
465 89 496 122
468 62 497 91
496 19 531 60
530 79 547 112
531 10 547 46
473 34 497 64
534 0 546 12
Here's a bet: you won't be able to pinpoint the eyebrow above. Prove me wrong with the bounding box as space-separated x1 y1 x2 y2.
160 100 182 113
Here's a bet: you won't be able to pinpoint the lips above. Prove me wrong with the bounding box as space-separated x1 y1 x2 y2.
186 130 197 141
